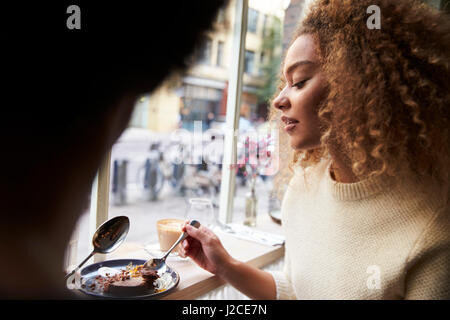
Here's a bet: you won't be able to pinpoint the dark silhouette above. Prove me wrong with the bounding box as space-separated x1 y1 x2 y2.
0 1 227 298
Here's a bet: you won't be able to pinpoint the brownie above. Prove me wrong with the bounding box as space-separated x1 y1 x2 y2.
107 277 151 296
97 265 160 296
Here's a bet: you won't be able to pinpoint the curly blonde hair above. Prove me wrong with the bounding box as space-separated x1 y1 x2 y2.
270 0 450 202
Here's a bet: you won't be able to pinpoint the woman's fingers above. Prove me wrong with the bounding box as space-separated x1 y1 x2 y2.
183 220 213 243
178 244 187 258
185 224 211 246
179 236 200 256
181 220 190 232
178 238 190 257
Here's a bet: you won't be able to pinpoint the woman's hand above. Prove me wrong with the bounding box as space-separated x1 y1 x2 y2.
178 221 234 277
178 220 277 299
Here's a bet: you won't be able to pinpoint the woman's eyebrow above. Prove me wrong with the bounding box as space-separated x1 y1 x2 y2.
284 60 316 78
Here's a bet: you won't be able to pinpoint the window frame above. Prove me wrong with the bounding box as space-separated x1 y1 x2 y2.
88 150 111 263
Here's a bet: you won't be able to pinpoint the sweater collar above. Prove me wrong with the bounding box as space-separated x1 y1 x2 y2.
324 161 394 201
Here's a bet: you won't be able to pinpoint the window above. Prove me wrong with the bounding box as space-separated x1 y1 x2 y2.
259 52 265 75
216 7 226 24
217 41 224 67
262 14 268 37
182 84 221 130
247 8 259 33
197 38 212 65
130 96 149 128
244 50 255 74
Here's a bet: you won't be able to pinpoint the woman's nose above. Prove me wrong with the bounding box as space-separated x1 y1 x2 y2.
273 93 290 111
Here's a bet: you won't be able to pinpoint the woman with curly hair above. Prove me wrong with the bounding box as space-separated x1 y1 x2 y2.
179 0 450 299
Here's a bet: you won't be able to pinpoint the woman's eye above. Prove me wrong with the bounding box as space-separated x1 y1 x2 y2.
292 79 308 89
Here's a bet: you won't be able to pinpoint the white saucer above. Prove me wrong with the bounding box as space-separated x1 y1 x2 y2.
143 243 189 262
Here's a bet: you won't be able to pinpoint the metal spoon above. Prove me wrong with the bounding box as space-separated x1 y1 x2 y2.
143 219 200 271
65 216 130 280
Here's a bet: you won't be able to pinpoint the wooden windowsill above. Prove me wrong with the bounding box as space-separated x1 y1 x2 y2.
106 214 284 300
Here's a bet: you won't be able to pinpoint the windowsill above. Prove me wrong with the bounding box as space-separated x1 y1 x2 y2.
105 213 284 300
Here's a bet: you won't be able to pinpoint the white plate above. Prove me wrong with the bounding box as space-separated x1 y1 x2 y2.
77 259 179 299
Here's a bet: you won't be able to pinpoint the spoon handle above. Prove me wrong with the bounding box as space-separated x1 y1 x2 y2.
65 251 95 280
162 220 200 260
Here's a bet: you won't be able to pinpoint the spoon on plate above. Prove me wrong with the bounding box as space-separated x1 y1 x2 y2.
65 216 130 280
143 219 200 271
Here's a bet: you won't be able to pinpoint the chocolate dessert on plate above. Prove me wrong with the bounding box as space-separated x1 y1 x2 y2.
94 264 160 296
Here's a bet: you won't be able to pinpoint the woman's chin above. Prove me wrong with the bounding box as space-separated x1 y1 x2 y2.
289 136 320 152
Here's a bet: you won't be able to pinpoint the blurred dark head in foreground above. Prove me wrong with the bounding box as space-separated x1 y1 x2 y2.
0 0 227 298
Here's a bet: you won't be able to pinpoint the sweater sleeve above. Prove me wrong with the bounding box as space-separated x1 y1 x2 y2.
268 248 297 300
404 208 450 300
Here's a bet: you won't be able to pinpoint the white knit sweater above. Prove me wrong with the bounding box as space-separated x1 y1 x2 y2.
270 160 450 299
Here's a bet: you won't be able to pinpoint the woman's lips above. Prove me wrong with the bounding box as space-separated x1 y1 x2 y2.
284 123 297 132
281 116 299 133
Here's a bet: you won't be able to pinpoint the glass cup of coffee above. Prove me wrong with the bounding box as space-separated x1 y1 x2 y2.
156 218 185 253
